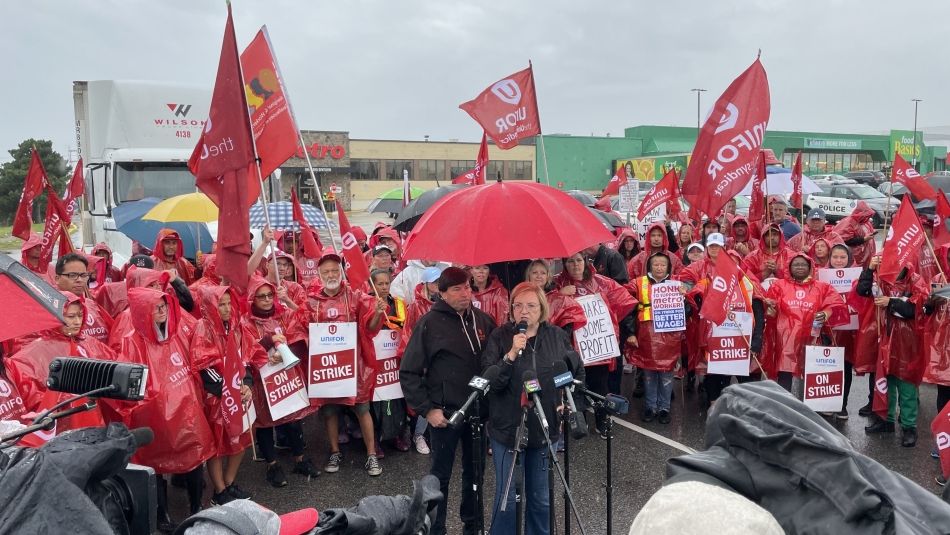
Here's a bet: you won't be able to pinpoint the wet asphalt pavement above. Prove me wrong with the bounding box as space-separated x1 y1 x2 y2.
166 373 948 534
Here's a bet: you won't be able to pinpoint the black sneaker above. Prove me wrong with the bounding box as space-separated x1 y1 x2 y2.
937 475 947 487
864 418 895 434
835 409 849 421
657 410 671 424
641 408 656 423
227 483 251 500
266 463 288 488
325 452 343 473
858 402 873 417
901 427 918 448
211 489 235 506
293 458 321 479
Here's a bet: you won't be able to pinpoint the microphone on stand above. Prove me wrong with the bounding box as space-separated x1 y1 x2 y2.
522 369 549 434
552 360 588 439
448 368 497 429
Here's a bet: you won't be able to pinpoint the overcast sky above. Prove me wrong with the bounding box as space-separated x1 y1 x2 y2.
4 0 950 164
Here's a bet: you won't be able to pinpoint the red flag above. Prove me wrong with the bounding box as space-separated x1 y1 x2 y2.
665 176 683 219
682 58 771 218
700 252 743 325
459 66 541 150
12 148 51 240
748 152 766 223
188 4 258 293
790 151 803 210
220 328 247 441
934 189 950 247
879 195 926 283
872 349 889 420
892 153 939 201
932 399 950 478
601 163 628 198
335 199 370 288
637 168 678 220
63 158 84 225
290 189 322 258
38 185 72 265
452 132 490 185
240 27 300 179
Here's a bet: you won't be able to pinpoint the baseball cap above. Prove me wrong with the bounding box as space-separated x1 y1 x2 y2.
686 242 705 254
421 266 444 283
175 499 318 535
807 208 826 220
706 233 726 247
128 254 154 269
317 248 342 266
373 244 394 256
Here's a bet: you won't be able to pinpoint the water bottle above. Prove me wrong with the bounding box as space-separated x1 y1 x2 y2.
810 318 823 339
871 282 882 298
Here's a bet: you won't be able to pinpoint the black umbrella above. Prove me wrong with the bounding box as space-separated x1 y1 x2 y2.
393 184 469 232
933 284 950 301
0 255 66 341
587 207 626 231
565 190 597 207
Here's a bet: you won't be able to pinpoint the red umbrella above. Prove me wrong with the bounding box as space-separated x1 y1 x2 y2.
0 255 66 342
401 181 617 265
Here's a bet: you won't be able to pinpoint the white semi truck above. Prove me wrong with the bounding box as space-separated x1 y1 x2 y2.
73 80 211 262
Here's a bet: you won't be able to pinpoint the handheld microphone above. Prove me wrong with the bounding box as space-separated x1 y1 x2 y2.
522 370 549 434
552 361 588 439
515 321 528 356
448 369 496 429
47 357 149 401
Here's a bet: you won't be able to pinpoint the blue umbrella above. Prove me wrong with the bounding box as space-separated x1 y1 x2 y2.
248 201 333 230
113 198 214 257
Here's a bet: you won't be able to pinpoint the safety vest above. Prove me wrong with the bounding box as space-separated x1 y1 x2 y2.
385 296 407 330
637 276 654 321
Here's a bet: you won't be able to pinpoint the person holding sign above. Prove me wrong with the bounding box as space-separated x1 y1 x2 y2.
191 286 268 506
242 277 321 489
628 223 683 281
481 282 586 533
555 252 637 435
298 250 387 476
400 266 496 535
628 253 689 424
368 269 412 455
858 256 930 447
765 254 847 395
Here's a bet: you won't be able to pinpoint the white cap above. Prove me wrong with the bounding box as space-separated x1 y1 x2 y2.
706 233 726 247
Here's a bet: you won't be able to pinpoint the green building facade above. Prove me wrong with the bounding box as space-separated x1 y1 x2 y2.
538 125 948 191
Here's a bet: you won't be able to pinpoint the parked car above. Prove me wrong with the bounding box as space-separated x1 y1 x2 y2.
843 171 886 188
810 174 850 182
804 182 892 227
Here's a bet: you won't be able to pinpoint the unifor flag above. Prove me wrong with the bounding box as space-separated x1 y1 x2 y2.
188 3 257 293
891 153 939 201
681 58 770 218
240 26 299 179
931 399 950 478
934 189 950 247
700 251 743 326
790 151 804 210
637 168 678 220
872 342 889 420
665 172 683 218
878 194 925 283
459 65 541 150
747 152 766 224
601 161 628 198
38 185 72 265
453 132 489 185
291 188 322 258
12 148 51 240
62 158 85 225
335 199 370 289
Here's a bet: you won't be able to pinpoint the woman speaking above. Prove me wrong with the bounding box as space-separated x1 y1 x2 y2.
482 282 585 535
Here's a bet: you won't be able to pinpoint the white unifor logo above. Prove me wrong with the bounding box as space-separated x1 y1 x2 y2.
938 432 950 450
885 225 895 243
76 346 88 358
714 103 739 134
875 377 888 394
711 276 727 292
327 308 339 319
491 79 522 105
306 260 315 269
86 313 95 326
0 379 11 397
796 289 805 299
170 352 184 366
232 372 242 389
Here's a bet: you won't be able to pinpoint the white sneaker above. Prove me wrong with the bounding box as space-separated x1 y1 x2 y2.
413 434 430 455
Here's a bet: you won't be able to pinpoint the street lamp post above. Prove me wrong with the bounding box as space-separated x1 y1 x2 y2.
690 88 707 131
912 98 922 168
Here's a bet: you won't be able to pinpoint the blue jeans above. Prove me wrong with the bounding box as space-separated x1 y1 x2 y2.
490 437 550 535
643 370 673 412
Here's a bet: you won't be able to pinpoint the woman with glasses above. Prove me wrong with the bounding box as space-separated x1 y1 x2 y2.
482 282 585 534
524 259 586 335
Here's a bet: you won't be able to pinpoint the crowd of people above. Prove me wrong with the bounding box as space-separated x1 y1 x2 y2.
3 190 949 534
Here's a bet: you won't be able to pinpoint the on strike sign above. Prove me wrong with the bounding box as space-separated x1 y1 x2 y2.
308 322 358 398
373 329 403 401
803 346 844 412
573 294 620 365
260 361 309 421
817 267 862 293
708 311 752 376
650 281 686 332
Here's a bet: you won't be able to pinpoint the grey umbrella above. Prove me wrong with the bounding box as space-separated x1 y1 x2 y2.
393 184 469 232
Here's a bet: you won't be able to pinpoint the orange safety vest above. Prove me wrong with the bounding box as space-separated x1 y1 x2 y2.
637 276 653 321
384 297 407 330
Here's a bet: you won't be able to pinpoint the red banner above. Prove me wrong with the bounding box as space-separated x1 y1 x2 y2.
601 161 629 198
879 195 925 283
700 253 743 325
935 189 950 247
335 199 370 289
748 152 766 223
63 158 84 225
240 27 300 179
932 399 950 478
892 153 938 201
682 58 770 218
291 189 322 258
453 132 489 185
459 66 541 150
12 148 51 240
188 4 258 293
38 185 72 265
637 168 677 220
790 151 803 210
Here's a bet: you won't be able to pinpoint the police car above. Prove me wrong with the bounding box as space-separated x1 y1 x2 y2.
803 178 891 227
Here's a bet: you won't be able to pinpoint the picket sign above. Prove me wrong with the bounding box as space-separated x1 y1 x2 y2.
650 281 686 333
373 329 404 401
707 311 752 376
803 345 845 412
573 294 620 365
308 322 358 398
260 360 310 421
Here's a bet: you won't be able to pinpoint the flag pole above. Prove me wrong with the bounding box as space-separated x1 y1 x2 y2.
529 60 551 186
924 225 948 282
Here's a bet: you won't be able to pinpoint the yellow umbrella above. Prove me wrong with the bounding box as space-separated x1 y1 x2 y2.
141 192 218 223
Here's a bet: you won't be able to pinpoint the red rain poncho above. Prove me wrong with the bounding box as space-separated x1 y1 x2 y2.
627 222 683 280
875 266 931 385
472 275 510 327
554 271 637 370
109 267 197 352
726 216 759 258
741 224 798 281
786 223 843 253
627 272 682 372
833 201 877 267
275 230 322 286
924 244 950 385
91 243 123 283
19 233 46 274
150 229 196 285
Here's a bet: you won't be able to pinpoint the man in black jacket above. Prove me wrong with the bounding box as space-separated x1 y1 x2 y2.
400 266 496 535
584 243 629 284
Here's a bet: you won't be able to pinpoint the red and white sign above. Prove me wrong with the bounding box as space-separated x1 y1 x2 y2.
372 329 403 401
308 322 358 398
803 346 845 412
817 267 862 294
931 399 950 478
260 361 310 421
708 311 752 376
459 66 541 150
573 294 620 365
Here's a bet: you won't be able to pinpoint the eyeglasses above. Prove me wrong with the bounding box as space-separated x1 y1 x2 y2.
154 303 168 313
254 292 274 300
512 302 540 311
60 272 90 281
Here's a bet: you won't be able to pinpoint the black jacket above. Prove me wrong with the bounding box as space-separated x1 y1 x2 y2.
399 299 496 416
592 244 629 284
482 322 585 449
